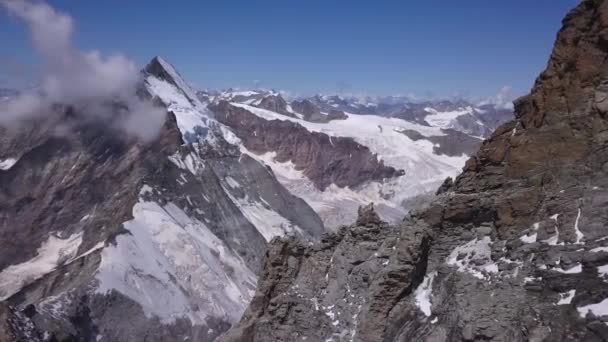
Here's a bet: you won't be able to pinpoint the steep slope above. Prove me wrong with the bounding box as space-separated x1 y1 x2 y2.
0 57 324 341
221 1 608 341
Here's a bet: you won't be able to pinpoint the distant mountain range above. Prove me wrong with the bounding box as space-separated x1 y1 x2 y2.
198 88 512 138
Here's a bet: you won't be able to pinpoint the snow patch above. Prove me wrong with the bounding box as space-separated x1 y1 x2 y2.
447 237 497 280
553 263 582 274
0 232 83 300
524 276 542 283
577 298 608 320
0 157 18 170
225 176 240 189
168 150 206 176
557 290 576 305
223 188 301 241
574 208 584 244
520 222 539 243
520 233 537 244
414 272 436 316
423 106 476 132
96 189 256 324
597 264 608 278
542 214 563 246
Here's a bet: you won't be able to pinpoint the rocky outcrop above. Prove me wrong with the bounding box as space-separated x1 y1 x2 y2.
219 204 431 342
399 128 483 157
435 176 454 195
211 101 404 190
0 303 42 342
291 99 320 118
327 109 347 121
221 1 608 341
290 99 346 123
256 95 293 117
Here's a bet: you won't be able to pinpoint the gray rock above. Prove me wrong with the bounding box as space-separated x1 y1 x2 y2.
221 2 608 341
462 323 474 341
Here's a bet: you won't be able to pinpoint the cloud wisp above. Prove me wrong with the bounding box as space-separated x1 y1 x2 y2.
476 86 516 110
0 0 165 141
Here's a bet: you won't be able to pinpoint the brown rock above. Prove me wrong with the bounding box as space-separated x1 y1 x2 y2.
211 101 403 190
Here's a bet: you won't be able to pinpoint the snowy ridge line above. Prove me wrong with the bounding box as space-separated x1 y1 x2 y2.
146 57 232 147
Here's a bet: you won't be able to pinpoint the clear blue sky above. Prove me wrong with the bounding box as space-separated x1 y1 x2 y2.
0 0 578 98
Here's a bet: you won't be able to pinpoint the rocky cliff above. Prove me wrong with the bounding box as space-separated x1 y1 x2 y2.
221 1 608 341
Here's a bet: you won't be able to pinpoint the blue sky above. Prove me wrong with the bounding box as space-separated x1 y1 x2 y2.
1 0 578 98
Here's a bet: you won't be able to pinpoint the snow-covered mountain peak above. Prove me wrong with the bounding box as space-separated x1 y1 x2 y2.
144 57 227 145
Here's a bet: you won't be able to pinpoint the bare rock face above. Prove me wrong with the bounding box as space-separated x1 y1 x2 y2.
221 2 608 341
256 94 293 117
356 203 382 226
211 101 404 190
327 109 347 121
290 99 346 123
219 205 431 342
435 176 454 195
291 99 320 118
0 303 42 342
399 128 483 157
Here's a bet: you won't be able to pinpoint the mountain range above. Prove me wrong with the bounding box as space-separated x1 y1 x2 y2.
1 1 607 341
0 57 509 341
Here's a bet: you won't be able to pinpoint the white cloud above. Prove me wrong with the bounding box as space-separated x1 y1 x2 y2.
0 0 165 141
477 86 516 110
